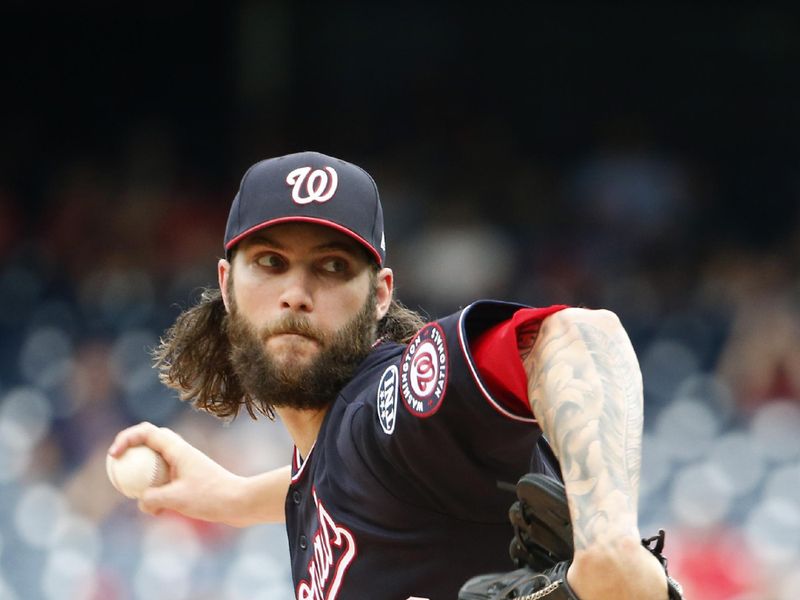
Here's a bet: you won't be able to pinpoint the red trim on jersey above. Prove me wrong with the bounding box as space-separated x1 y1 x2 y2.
457 309 536 423
291 444 315 484
471 305 568 417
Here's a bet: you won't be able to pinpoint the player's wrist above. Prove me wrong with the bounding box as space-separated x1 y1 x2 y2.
218 472 283 527
214 473 255 527
569 537 667 600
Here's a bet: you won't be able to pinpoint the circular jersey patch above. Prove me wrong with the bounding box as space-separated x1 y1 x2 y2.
400 323 448 417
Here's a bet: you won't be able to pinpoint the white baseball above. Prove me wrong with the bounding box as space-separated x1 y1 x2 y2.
106 445 170 499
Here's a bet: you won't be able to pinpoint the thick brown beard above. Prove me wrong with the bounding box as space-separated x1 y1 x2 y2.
225 290 378 413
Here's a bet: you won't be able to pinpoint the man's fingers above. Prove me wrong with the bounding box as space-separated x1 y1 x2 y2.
108 422 184 463
138 481 181 516
137 498 163 516
108 421 155 456
137 426 185 465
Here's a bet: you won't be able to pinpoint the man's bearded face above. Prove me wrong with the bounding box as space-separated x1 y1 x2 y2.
225 280 378 412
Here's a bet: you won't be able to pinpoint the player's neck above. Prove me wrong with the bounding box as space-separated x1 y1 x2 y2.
277 405 330 458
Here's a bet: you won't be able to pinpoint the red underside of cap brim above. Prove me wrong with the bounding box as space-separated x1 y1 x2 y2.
225 216 383 265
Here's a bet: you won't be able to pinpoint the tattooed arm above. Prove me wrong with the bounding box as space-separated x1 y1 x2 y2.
521 308 667 600
522 307 641 547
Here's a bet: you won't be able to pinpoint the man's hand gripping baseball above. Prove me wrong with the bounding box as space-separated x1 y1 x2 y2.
108 422 289 526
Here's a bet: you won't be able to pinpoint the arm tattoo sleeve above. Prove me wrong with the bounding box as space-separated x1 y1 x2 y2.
524 316 643 550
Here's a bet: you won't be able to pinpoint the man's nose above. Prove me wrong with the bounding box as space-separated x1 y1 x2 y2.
278 271 314 312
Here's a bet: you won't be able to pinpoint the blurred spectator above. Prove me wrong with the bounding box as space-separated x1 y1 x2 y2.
710 249 800 413
395 207 516 316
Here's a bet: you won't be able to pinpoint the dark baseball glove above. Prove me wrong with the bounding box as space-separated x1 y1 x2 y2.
459 473 684 600
508 472 573 572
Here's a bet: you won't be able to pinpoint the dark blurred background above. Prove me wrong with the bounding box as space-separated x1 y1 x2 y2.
1 3 799 599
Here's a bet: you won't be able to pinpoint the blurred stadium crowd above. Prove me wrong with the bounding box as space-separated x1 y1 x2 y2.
0 121 798 599
2 3 800 599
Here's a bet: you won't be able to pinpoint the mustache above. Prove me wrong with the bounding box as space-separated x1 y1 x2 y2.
257 315 326 343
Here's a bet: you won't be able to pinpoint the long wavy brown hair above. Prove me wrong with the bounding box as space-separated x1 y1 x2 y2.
152 268 426 420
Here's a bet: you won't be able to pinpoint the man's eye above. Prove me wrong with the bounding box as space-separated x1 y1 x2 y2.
256 254 284 268
321 258 348 273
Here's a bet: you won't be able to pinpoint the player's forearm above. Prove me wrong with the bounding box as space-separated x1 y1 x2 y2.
523 308 643 550
226 464 291 526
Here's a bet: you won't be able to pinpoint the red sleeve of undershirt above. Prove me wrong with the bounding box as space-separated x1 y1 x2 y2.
471 305 569 417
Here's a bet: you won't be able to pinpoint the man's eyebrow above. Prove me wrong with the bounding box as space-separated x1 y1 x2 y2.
244 233 283 249
313 241 361 255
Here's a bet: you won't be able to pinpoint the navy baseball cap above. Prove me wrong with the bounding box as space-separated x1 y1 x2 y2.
224 151 386 265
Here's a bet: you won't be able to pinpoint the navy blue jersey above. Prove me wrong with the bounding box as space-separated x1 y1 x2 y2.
285 301 561 600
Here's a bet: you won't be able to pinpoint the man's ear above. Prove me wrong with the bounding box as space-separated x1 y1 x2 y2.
375 267 394 319
218 259 232 313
